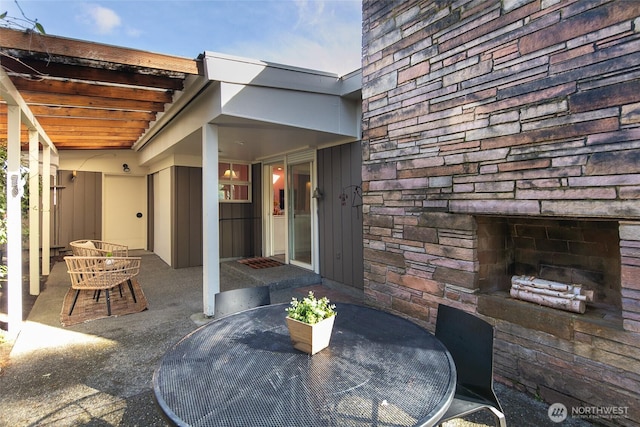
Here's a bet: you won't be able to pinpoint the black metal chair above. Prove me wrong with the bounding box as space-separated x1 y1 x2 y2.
435 304 506 427
214 286 271 319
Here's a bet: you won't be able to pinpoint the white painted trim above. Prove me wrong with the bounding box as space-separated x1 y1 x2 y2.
285 149 319 273
6 105 22 335
42 146 51 275
29 129 40 295
202 124 220 317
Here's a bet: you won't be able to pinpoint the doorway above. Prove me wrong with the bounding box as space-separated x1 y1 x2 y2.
263 151 317 271
288 161 312 268
268 163 286 261
103 175 147 249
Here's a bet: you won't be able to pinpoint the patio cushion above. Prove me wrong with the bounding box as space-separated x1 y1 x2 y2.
75 240 96 249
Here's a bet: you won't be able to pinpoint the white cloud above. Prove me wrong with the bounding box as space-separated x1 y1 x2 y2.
293 0 326 29
81 4 121 34
232 1 362 75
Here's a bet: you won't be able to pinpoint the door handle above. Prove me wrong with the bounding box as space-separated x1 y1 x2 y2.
136 212 143 218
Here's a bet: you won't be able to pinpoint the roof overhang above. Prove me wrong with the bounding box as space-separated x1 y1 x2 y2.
136 53 362 166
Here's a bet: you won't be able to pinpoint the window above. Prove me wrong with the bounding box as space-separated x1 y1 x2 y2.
219 162 251 202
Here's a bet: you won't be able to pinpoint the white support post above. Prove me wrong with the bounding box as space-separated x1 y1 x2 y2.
202 124 220 317
6 105 23 335
41 146 51 275
29 129 40 295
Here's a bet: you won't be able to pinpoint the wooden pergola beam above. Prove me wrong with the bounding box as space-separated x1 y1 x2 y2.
0 27 201 75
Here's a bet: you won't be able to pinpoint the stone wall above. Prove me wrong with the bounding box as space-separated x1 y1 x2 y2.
361 0 640 424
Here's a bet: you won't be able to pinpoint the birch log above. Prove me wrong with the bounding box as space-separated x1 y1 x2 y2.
510 275 593 314
510 287 586 313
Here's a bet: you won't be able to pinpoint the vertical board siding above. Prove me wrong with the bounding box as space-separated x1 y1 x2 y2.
318 142 364 289
57 170 101 249
173 166 203 268
219 163 262 259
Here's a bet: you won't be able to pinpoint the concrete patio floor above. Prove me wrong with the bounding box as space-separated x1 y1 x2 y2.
0 251 593 426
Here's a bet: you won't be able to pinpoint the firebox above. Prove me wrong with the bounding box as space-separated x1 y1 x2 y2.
477 216 621 319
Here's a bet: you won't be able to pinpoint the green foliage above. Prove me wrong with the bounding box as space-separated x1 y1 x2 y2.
286 291 336 325
0 145 32 288
0 146 7 247
1 1 45 34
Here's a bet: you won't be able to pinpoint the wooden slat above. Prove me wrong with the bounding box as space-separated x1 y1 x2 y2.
51 140 139 149
19 92 165 111
0 128 144 139
0 56 185 90
12 78 174 103
0 104 156 120
36 116 149 129
50 134 143 141
0 27 201 75
14 126 145 135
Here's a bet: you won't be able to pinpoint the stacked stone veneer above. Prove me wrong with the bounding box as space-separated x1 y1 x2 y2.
361 0 640 424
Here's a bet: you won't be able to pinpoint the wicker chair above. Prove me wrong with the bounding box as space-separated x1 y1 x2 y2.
64 256 141 316
70 240 129 257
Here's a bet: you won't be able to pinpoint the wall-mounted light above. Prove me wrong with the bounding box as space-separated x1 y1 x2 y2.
71 170 77 181
123 163 130 173
312 187 323 200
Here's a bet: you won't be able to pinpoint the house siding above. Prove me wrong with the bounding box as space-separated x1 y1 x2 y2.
219 162 262 260
318 142 364 289
361 0 640 423
56 170 102 249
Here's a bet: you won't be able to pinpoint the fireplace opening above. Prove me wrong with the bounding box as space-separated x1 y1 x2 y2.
477 216 621 318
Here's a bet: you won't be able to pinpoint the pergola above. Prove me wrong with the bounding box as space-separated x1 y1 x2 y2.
0 27 201 334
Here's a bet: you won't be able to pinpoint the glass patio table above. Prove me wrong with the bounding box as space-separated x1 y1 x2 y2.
153 303 456 427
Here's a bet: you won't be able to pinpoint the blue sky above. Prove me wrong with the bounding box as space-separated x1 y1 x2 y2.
1 0 362 75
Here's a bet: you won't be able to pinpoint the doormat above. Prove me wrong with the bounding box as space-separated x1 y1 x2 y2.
60 279 148 327
238 257 284 269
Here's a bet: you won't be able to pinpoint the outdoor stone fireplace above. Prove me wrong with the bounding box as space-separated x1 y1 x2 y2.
477 216 622 314
361 0 640 423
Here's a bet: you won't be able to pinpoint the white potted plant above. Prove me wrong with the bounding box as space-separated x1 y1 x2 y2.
285 291 336 355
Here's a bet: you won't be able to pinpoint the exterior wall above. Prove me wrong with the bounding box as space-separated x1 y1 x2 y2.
318 142 364 289
56 170 101 249
153 169 172 265
219 163 263 259
361 0 640 424
57 150 148 250
173 166 203 267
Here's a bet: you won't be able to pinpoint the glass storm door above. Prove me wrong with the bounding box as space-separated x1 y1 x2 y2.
288 161 312 267
270 163 285 257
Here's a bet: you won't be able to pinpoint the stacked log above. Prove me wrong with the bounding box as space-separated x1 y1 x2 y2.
510 276 594 314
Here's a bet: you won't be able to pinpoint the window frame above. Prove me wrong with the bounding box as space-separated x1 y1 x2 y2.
218 161 252 203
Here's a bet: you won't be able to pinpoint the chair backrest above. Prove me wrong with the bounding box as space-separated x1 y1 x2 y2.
214 286 271 318
70 240 129 257
435 304 495 393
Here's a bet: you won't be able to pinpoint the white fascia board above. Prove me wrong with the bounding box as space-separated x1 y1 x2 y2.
218 82 359 137
138 83 222 165
134 74 210 151
203 51 344 96
339 69 362 97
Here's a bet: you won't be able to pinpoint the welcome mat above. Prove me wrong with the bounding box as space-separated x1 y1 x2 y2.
238 257 284 269
60 279 149 327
